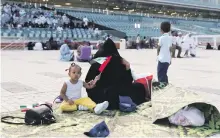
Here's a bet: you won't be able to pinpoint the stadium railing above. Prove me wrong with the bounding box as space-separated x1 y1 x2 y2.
151 0 220 9
1 36 27 50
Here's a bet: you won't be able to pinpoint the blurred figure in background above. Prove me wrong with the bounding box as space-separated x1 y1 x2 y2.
83 16 89 29
149 38 153 49
77 41 88 56
174 32 183 58
206 43 213 50
171 31 177 58
96 40 103 49
182 33 193 57
60 40 74 61
94 28 100 39
33 42 43 50
136 34 141 50
189 37 197 57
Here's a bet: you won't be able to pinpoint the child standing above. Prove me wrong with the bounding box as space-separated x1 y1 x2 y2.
59 63 109 114
157 22 172 84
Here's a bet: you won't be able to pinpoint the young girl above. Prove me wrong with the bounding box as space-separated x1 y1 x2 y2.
59 63 109 114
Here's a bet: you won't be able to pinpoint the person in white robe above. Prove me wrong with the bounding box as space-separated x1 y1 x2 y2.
189 37 197 57
177 32 184 48
171 31 182 58
182 33 193 57
83 16 89 28
34 42 43 50
57 26 63 33
176 32 184 57
60 40 74 61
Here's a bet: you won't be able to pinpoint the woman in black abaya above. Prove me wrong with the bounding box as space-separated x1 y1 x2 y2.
85 39 148 110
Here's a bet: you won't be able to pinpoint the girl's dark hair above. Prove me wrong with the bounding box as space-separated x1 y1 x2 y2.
65 63 81 72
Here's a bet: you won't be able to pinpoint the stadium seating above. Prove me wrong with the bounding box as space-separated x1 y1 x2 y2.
58 9 219 37
0 28 102 40
1 4 219 40
59 10 163 37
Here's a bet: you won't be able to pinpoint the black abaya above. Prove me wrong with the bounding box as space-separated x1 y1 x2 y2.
85 39 146 110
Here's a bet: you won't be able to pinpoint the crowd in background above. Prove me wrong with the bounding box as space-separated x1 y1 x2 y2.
1 2 219 52
25 37 104 51
1 3 61 29
125 35 157 49
1 3 99 32
127 31 200 57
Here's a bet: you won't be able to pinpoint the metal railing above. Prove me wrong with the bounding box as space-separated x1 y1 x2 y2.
156 0 220 8
1 36 27 50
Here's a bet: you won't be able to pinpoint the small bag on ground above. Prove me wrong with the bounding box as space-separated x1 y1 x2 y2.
1 104 56 125
119 96 137 112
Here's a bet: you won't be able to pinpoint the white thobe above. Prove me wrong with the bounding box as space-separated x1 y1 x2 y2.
182 35 193 51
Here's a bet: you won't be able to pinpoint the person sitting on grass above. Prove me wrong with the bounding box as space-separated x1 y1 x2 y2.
59 63 109 114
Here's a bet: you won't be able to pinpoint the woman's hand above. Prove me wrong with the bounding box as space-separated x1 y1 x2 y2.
122 58 130 70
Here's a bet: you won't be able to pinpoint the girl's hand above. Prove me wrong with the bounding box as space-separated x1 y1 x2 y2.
85 80 95 89
68 100 74 105
84 81 95 89
87 79 93 85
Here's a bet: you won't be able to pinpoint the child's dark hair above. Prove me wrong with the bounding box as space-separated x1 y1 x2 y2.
160 22 171 33
65 63 82 72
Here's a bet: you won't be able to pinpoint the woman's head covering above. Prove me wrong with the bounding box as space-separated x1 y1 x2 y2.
64 39 71 44
93 38 120 58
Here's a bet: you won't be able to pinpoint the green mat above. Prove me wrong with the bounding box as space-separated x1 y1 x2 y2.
1 85 220 137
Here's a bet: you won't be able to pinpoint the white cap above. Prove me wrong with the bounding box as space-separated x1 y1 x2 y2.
178 32 182 35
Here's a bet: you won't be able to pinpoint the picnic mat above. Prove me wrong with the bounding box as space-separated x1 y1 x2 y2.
1 85 220 137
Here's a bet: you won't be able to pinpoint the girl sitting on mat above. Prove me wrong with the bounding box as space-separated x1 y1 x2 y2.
59 63 109 114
